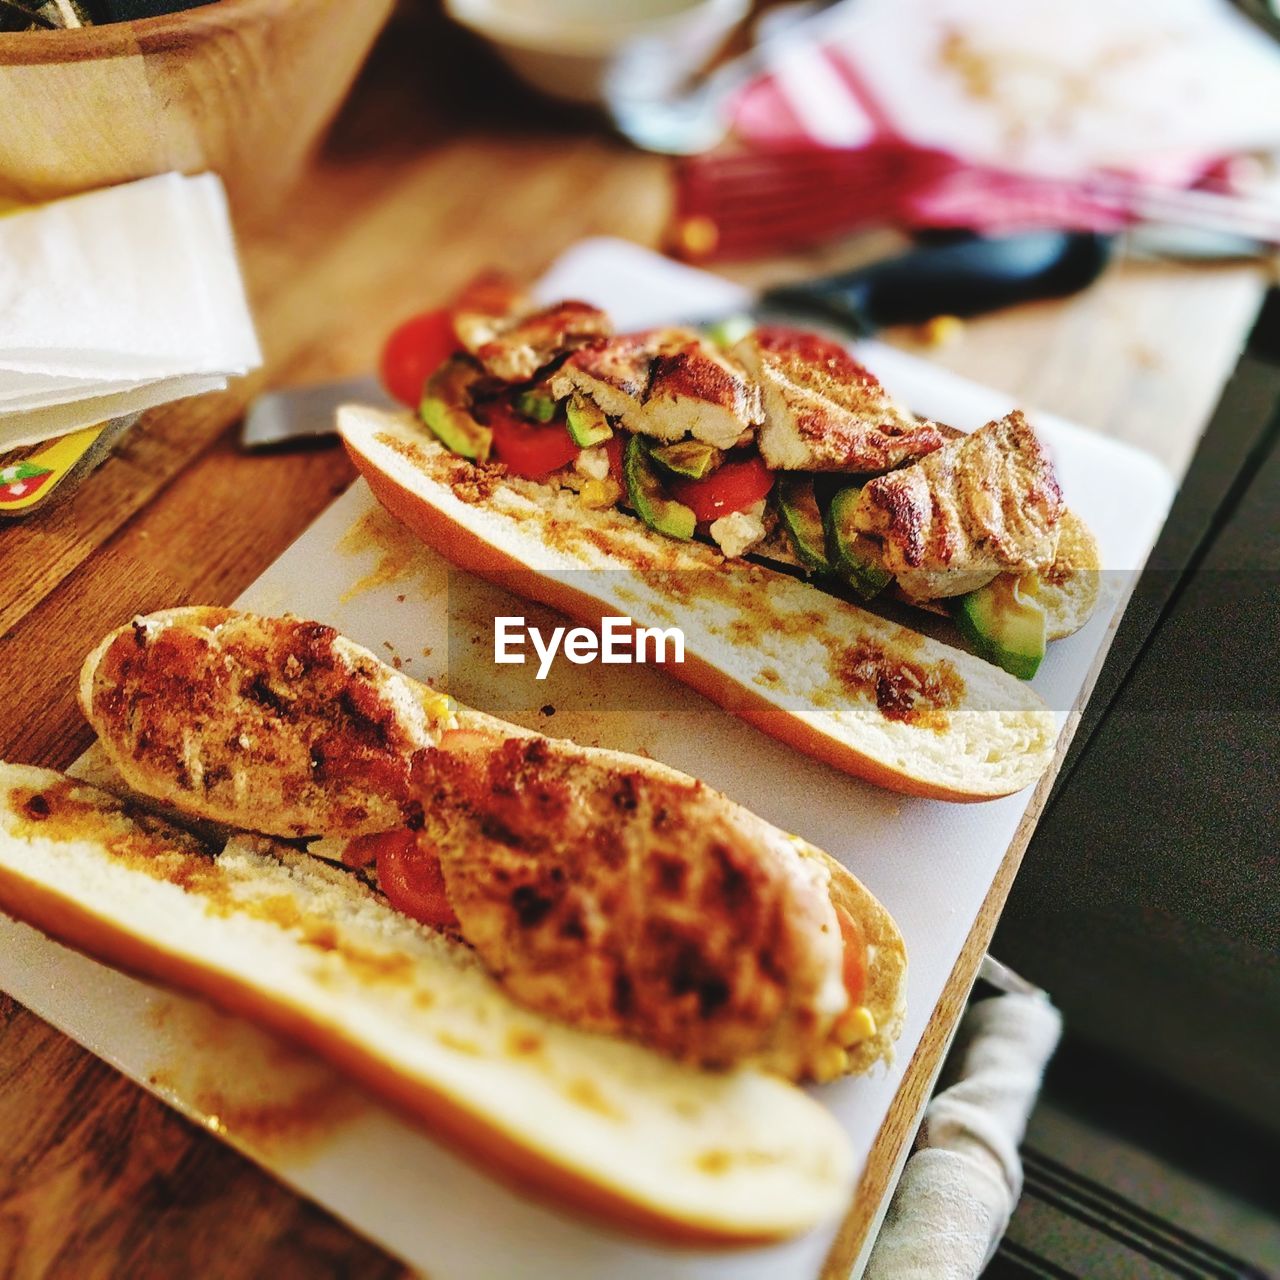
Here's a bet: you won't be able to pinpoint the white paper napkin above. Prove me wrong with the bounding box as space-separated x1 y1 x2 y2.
0 172 262 451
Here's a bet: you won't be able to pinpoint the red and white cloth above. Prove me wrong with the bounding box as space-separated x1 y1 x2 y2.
675 0 1280 257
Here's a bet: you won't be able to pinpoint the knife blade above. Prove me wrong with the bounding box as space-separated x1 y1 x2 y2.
240 374 395 450
749 230 1113 335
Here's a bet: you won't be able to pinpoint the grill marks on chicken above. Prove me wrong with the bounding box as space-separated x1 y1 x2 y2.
550 328 764 450
454 299 612 384
735 327 947 472
853 412 1064 600
83 611 450 838
416 736 847 1075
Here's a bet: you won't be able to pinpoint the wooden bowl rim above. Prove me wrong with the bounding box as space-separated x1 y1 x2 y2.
0 0 302 65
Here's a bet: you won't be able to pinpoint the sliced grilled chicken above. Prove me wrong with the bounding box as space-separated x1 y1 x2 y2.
413 732 880 1080
550 328 764 450
853 411 1064 600
80 609 457 838
80 608 902 1081
453 299 611 384
734 327 947 472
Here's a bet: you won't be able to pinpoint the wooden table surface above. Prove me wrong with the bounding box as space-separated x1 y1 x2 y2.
0 10 1269 1278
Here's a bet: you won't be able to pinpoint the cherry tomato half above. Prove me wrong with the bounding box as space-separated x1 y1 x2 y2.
354 827 458 929
380 309 461 408
834 904 868 1005
487 401 580 480
668 452 774 524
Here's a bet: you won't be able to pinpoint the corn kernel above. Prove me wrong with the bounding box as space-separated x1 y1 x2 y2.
423 691 457 726
674 215 720 260
836 1006 877 1047
916 314 964 347
580 478 622 509
812 1044 850 1082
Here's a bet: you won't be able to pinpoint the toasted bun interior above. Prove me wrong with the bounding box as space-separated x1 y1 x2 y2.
0 762 856 1244
891 507 1100 641
340 407 1057 801
1041 510 1102 641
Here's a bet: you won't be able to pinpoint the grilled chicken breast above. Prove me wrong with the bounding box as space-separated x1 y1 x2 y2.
415 734 862 1079
79 608 899 1081
550 328 764 450
81 609 456 838
734 327 946 472
854 411 1064 600
454 299 611 384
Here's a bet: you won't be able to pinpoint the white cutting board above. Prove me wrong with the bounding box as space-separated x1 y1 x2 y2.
0 240 1175 1279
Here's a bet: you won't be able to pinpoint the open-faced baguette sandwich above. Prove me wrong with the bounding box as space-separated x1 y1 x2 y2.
0 608 907 1243
342 283 1099 802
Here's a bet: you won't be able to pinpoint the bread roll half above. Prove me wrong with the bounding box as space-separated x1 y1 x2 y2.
340 407 1058 801
0 762 857 1244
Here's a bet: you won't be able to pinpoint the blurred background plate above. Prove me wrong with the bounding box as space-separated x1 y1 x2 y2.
444 0 751 105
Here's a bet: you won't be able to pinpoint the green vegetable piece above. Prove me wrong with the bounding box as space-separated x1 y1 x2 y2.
953 574 1047 681
565 396 613 447
650 439 724 479
514 389 557 422
824 486 892 599
624 436 696 540
775 474 833 575
704 315 756 349
419 356 492 461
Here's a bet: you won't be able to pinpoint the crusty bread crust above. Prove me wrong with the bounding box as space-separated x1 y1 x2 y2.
1040 510 1102 641
0 762 857 1244
819 853 908 1075
340 407 1058 802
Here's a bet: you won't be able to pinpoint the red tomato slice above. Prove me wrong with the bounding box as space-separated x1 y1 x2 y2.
835 904 868 1005
487 401 580 480
603 432 626 486
380 309 461 407
668 452 774 524
354 828 458 929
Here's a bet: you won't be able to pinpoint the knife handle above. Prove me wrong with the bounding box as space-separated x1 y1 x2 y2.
761 231 1113 334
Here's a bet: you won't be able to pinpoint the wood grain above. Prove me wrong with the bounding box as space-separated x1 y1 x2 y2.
0 133 666 639
0 989 408 1280
0 0 394 221
887 256 1268 477
0 7 1267 1276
